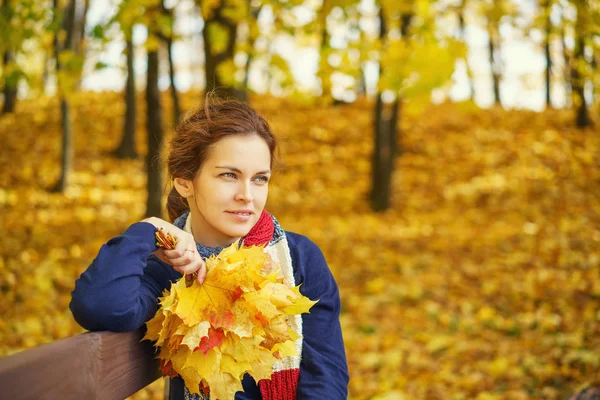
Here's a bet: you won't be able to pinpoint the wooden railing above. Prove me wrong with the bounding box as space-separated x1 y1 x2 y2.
0 329 168 400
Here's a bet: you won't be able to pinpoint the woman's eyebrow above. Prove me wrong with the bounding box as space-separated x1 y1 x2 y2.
215 166 271 175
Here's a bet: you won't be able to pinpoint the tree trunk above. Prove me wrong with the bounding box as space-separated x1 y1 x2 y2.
561 22 571 107
371 95 401 212
78 0 89 46
356 67 367 97
42 51 50 95
457 1 475 100
160 1 181 124
52 99 73 192
571 36 590 128
544 0 552 108
114 35 137 159
1 1 17 113
51 0 77 193
74 0 90 90
317 0 332 100
488 25 501 105
351 13 366 98
146 50 164 218
240 5 262 103
591 49 597 105
166 37 181 124
202 6 241 100
2 51 17 113
370 9 396 212
241 50 253 102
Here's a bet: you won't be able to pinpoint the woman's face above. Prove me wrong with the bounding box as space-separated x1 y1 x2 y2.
186 134 271 247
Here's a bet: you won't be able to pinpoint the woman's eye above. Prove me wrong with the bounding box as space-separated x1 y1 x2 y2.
254 176 269 184
221 172 237 179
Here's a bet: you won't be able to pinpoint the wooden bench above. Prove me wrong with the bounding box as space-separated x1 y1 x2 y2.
0 329 180 400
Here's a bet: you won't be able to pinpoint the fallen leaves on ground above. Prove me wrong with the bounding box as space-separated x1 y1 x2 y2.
0 92 599 399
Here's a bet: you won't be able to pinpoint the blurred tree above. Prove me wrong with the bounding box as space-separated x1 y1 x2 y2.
369 3 408 212
201 0 245 100
0 0 48 113
487 2 502 105
525 0 555 108
115 31 138 159
247 0 295 97
111 0 142 159
313 0 362 103
99 0 146 159
1 50 17 114
457 0 475 101
542 0 554 108
0 1 17 114
146 5 164 218
239 2 262 102
317 0 333 101
570 0 591 128
477 0 518 106
51 0 87 193
370 0 459 211
559 3 571 107
159 0 181 125
439 0 475 101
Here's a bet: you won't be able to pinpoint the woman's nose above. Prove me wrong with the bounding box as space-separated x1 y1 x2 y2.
235 182 254 203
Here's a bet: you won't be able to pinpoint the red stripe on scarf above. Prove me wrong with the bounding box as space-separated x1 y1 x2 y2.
259 369 300 400
242 210 275 247
244 211 300 399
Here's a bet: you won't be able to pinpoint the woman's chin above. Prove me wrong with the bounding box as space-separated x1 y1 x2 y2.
221 227 252 242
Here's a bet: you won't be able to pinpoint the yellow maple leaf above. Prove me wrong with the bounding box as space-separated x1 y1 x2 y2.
142 311 164 343
229 299 255 338
181 321 211 351
283 295 318 315
175 280 233 327
221 335 276 382
261 282 297 308
220 353 252 380
205 371 243 400
262 315 290 349
271 340 297 359
243 290 279 320
182 347 221 393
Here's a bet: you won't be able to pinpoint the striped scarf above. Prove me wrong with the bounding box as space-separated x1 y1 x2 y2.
173 210 301 400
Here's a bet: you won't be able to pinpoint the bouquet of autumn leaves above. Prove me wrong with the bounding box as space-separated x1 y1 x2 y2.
142 230 317 400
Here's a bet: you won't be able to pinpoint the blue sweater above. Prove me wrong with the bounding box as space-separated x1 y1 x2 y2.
70 222 349 399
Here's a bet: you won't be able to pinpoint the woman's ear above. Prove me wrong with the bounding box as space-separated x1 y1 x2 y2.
173 177 194 198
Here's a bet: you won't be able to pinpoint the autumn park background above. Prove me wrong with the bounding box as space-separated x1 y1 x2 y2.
1 0 600 399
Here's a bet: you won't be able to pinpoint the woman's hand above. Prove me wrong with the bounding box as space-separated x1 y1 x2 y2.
142 217 206 284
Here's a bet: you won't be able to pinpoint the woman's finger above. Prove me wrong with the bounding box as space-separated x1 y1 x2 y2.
166 253 195 267
165 237 195 258
153 248 170 265
196 261 207 284
163 248 185 258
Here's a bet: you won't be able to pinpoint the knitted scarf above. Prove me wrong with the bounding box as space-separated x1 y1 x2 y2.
173 210 302 400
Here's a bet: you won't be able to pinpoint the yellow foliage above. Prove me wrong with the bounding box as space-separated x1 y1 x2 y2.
142 242 315 399
215 59 238 88
207 22 230 56
1 92 600 400
201 0 222 20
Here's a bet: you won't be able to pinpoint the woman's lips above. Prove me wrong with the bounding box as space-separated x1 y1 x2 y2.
226 211 253 222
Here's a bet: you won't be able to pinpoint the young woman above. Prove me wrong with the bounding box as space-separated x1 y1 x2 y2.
69 98 349 399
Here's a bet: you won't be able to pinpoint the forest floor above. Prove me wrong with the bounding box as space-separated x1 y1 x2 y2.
0 92 599 399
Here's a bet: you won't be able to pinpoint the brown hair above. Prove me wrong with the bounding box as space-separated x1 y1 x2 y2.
165 96 278 222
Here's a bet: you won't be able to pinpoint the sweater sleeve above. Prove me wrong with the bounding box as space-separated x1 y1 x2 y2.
70 221 181 332
287 232 349 399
